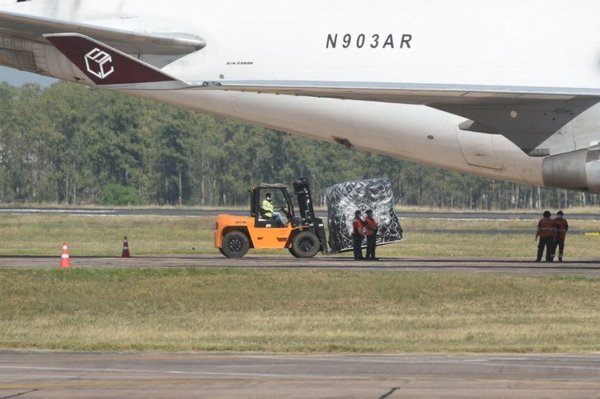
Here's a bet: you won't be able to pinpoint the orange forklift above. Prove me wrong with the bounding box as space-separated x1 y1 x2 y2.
214 178 328 258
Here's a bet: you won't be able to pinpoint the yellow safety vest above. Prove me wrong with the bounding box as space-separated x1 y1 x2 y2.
262 199 274 217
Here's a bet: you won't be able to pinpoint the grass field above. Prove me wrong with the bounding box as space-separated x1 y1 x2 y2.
1 268 600 353
1 214 600 258
1 212 600 353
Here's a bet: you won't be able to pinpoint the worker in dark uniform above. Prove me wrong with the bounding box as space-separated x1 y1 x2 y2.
364 209 379 260
536 210 556 262
553 210 569 262
352 210 365 260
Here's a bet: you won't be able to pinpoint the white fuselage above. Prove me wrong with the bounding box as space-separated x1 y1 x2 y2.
5 0 600 188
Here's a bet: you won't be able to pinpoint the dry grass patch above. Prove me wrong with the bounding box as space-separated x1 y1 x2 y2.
0 214 214 256
403 218 600 231
378 233 600 258
1 269 599 352
1 213 600 258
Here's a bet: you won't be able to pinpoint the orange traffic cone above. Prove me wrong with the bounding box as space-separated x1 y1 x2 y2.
121 236 131 258
60 242 71 269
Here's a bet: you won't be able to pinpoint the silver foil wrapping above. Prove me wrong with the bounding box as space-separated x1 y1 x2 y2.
325 178 403 253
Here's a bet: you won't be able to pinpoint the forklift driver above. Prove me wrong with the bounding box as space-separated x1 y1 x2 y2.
262 193 285 227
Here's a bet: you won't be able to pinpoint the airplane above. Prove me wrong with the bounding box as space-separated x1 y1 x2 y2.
1 0 600 193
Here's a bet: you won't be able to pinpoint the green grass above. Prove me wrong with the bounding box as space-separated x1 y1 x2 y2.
1 268 600 353
379 233 600 258
0 215 214 256
1 214 600 258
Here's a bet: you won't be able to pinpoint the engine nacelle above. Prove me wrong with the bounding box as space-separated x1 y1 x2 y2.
542 146 600 193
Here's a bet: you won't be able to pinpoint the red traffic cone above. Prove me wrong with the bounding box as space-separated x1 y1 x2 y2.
60 242 71 269
121 236 131 258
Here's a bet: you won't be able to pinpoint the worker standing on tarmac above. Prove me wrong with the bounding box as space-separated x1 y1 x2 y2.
535 210 556 262
364 209 379 261
553 210 569 262
352 210 365 260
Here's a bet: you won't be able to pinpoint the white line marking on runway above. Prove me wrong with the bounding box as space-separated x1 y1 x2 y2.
0 209 116 215
0 365 362 380
237 355 600 371
0 373 77 379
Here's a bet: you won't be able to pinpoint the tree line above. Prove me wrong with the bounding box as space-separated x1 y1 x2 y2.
0 81 598 209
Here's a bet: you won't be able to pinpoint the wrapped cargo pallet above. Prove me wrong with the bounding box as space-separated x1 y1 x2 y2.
325 178 403 253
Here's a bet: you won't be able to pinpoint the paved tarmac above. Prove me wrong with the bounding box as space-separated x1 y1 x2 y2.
1 351 600 398
1 255 599 277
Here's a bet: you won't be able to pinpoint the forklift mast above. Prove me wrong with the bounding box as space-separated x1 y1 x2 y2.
293 178 328 253
293 178 315 223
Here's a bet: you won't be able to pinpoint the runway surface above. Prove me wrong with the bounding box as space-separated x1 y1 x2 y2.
1 255 599 277
1 351 599 398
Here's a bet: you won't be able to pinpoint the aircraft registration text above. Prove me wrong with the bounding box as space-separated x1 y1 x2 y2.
326 33 412 49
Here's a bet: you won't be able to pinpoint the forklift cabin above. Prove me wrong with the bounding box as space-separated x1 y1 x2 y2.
252 184 295 228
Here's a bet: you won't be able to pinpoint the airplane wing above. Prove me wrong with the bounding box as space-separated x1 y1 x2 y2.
211 81 600 154
0 9 205 67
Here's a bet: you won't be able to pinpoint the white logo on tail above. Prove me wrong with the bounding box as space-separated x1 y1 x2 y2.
84 48 114 79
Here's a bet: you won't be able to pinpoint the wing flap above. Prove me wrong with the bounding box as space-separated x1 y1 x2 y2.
0 47 36 70
435 100 600 153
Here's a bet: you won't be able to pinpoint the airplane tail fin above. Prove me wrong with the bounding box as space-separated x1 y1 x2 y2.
44 33 190 89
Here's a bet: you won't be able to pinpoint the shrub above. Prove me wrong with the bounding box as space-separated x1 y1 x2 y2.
101 183 139 206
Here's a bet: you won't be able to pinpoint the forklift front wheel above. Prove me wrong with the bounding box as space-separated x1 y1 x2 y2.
290 231 320 258
289 248 300 258
221 231 250 258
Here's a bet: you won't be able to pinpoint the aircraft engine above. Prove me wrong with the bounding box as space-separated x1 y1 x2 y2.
542 146 600 193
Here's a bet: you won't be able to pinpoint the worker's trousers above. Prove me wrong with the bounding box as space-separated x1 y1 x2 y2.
537 236 555 261
554 238 565 260
366 234 377 259
353 233 364 260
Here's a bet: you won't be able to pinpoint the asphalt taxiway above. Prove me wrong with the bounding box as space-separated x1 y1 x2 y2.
1 351 599 398
1 255 599 277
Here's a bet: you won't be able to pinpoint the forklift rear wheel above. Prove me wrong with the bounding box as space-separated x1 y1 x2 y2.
291 231 320 258
221 231 250 258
